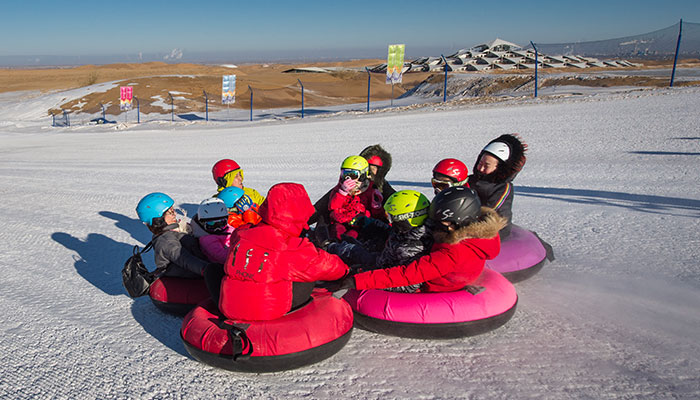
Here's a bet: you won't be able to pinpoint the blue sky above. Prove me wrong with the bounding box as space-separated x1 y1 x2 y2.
1 0 698 61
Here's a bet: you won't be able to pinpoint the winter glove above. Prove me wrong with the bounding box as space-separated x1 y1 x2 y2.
349 214 368 228
371 189 383 209
338 177 358 196
323 274 356 292
235 195 254 212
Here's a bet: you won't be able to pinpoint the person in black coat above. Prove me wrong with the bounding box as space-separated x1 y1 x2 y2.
467 134 527 239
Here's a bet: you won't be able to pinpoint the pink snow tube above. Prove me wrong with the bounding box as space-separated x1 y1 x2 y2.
342 268 517 339
485 225 554 283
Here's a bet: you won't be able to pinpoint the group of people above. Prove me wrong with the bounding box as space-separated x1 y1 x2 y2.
134 134 527 322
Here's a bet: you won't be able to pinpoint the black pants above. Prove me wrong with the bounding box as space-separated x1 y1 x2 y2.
203 263 314 312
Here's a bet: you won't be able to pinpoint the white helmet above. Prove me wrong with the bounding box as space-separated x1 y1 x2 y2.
197 197 228 221
482 141 510 162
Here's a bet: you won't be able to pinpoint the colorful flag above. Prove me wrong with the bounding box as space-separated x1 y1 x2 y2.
222 75 236 104
120 86 133 111
386 44 405 84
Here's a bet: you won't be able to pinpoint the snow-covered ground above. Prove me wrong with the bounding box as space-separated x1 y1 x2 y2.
0 85 698 399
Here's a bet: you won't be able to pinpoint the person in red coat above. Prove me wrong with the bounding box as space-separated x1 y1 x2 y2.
218 182 349 321
331 186 506 293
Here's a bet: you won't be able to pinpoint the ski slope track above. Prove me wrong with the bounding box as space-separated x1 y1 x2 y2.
0 86 698 399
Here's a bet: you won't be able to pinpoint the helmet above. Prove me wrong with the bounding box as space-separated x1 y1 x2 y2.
216 186 245 209
136 192 174 225
429 186 481 228
340 156 370 181
366 155 383 167
212 159 242 186
432 158 468 182
384 190 430 227
482 141 510 162
197 198 228 221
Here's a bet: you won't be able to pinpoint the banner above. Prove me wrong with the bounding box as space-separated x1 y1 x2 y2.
120 86 133 111
222 75 236 104
386 44 405 84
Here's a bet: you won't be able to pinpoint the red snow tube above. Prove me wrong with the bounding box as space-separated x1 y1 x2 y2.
181 290 353 372
485 225 555 283
148 277 210 315
343 268 517 339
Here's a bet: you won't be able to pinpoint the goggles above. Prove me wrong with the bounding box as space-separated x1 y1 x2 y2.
202 218 228 231
431 177 456 191
341 168 368 181
387 208 428 224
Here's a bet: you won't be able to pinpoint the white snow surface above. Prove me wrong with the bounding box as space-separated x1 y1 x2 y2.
0 86 699 399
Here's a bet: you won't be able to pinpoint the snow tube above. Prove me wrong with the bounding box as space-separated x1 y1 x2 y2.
148 277 210 316
485 225 555 283
181 290 353 373
343 268 517 339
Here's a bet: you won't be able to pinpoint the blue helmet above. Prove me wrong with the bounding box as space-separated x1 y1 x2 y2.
216 186 245 209
136 192 174 225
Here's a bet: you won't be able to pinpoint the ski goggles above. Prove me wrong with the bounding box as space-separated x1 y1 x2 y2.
202 218 228 231
386 208 428 224
431 177 456 191
341 168 368 181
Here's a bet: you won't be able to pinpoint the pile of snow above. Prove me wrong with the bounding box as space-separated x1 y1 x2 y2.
0 85 698 398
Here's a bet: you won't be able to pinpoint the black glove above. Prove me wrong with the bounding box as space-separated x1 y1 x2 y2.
320 275 356 292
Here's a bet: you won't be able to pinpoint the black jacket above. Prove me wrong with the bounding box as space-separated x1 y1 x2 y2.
467 177 514 239
375 224 433 268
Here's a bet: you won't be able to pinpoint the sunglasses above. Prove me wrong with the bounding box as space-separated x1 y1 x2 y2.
341 168 367 181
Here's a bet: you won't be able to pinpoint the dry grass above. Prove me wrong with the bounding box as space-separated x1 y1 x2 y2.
2 58 699 116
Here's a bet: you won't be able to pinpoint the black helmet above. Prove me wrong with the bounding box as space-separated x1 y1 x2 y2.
429 186 481 228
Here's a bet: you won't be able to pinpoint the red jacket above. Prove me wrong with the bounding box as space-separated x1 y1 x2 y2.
353 208 506 292
220 183 349 321
328 180 385 224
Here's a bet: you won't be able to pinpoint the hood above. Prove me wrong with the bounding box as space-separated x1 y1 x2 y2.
360 144 393 191
472 134 527 183
258 183 315 237
435 207 506 245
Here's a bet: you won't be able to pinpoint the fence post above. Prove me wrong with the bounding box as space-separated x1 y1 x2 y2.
99 103 106 120
366 67 371 112
441 55 448 102
297 79 304 118
530 41 539 98
52 113 55 127
248 85 253 122
64 109 70 127
168 92 174 122
134 97 140 123
670 19 683 87
203 90 209 121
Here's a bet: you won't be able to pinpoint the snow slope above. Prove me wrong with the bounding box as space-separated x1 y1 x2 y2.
0 86 698 399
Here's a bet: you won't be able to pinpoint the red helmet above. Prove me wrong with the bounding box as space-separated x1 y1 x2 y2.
212 159 240 183
366 155 383 167
432 158 468 182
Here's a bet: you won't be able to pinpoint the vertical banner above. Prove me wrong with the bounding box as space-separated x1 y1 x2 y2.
222 75 236 104
386 44 405 84
120 86 133 110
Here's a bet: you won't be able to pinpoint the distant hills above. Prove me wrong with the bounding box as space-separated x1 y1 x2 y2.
532 21 699 58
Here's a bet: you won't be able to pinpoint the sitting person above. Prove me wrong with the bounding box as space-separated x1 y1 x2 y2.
431 158 469 194
326 190 434 293
308 144 395 227
212 158 265 206
328 156 386 241
217 183 349 321
329 186 506 293
191 197 234 265
216 186 262 228
136 192 215 279
467 134 527 239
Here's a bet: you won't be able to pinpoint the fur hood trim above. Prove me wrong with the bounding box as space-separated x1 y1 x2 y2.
473 134 527 183
360 144 392 191
442 207 507 244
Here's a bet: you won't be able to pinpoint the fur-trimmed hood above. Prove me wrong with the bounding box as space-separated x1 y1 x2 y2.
435 207 507 245
360 144 392 191
473 134 527 184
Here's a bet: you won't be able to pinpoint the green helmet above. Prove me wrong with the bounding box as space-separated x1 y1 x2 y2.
340 155 370 181
383 190 431 227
